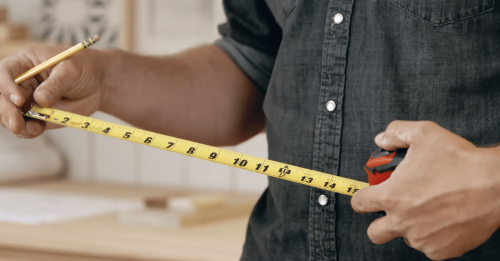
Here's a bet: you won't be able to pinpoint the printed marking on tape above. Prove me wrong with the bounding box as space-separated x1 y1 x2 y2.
26 105 369 196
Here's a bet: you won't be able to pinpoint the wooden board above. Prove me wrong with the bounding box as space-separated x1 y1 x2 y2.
119 195 253 228
0 181 258 261
7 180 186 200
168 194 227 212
0 247 128 261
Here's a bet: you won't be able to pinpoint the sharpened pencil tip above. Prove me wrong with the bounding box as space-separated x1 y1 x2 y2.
92 35 100 43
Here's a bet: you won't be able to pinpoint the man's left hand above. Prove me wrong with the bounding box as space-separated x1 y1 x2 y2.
351 121 500 260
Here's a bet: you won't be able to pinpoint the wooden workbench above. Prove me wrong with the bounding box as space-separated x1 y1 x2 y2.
0 181 258 261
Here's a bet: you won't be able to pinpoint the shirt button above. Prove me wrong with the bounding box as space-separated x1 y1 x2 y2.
326 100 336 112
318 195 328 206
333 13 344 24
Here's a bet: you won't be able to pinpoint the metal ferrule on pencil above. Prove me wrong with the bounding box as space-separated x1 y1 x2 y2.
82 37 96 49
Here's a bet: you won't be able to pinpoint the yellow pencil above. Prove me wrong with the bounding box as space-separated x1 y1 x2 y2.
15 35 100 84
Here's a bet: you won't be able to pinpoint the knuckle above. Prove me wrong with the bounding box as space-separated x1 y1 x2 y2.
19 77 38 92
61 58 81 72
11 48 40 64
383 121 404 141
44 78 65 95
12 47 34 56
408 121 434 142
386 120 402 131
416 121 437 133
0 68 13 82
14 46 50 58
62 58 77 68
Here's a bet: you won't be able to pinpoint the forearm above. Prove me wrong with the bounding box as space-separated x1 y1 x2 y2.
99 45 265 146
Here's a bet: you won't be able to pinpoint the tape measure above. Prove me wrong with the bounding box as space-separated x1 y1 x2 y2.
25 105 369 196
365 148 407 185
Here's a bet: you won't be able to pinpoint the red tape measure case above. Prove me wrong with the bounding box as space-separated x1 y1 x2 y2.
365 148 407 185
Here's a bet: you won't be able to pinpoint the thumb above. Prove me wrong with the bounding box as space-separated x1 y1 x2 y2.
33 61 78 108
375 120 429 151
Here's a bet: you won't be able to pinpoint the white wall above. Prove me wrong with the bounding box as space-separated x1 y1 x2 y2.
4 0 269 192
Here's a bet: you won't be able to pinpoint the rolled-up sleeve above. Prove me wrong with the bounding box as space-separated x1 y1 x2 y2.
214 0 282 93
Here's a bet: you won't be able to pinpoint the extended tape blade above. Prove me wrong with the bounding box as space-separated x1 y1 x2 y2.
26 105 369 196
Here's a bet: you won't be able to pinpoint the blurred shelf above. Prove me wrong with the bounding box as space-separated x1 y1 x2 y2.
0 23 28 42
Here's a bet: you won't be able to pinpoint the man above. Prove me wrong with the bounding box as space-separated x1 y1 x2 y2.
1 1 500 260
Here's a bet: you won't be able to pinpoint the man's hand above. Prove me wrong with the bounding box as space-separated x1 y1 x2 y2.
0 45 264 146
0 46 106 138
351 121 500 260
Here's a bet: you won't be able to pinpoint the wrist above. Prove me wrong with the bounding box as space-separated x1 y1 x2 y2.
97 49 126 113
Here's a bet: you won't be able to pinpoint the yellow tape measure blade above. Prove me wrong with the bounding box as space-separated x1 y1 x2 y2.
27 105 369 196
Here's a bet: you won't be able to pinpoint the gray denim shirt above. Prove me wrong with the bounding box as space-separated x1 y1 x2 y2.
215 0 500 260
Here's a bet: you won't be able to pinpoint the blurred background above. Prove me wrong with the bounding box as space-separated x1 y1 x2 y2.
0 1 268 260
0 0 268 192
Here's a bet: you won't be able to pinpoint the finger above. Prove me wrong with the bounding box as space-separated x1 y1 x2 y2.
15 122 46 139
24 119 46 137
375 120 437 151
51 93 99 115
18 77 38 112
0 58 31 107
367 216 400 244
351 185 385 214
0 94 46 137
0 94 25 134
23 94 99 131
33 60 79 108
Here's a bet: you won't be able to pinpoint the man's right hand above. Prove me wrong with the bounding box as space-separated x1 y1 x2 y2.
0 46 107 139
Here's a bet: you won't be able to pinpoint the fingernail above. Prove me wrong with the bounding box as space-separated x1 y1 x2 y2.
8 119 12 130
375 133 384 143
38 90 53 104
26 122 37 136
10 94 19 106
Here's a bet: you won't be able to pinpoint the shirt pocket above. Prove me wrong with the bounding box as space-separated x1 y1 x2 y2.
389 0 494 26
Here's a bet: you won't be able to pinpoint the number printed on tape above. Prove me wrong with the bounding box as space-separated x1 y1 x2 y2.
27 105 369 196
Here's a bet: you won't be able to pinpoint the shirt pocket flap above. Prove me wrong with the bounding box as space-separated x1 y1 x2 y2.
390 0 494 26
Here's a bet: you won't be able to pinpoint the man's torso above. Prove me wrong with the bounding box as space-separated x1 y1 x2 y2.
238 1 500 260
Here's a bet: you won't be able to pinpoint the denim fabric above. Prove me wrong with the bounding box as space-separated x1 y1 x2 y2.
215 0 500 260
